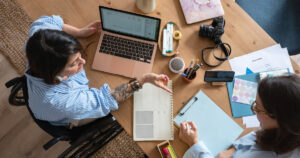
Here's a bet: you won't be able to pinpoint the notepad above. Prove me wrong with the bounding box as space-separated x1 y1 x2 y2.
227 73 258 118
232 78 258 105
133 81 173 141
174 90 243 157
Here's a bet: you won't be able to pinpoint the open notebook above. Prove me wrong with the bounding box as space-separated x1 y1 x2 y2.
133 81 173 141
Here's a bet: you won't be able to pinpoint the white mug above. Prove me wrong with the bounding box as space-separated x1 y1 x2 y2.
136 0 156 13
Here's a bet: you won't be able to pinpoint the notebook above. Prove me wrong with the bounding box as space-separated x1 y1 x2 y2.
174 90 243 157
226 73 258 118
179 0 225 24
133 81 173 141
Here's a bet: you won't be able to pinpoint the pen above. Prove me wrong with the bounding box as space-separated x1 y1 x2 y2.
187 63 199 79
186 123 191 135
186 59 194 76
180 73 187 77
187 63 203 79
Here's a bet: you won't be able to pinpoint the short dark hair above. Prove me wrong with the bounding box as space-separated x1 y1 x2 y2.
256 74 300 154
26 29 83 84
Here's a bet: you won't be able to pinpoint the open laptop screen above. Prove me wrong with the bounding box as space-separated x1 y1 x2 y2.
99 6 161 42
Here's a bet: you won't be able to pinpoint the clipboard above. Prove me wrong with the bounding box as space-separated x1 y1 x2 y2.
174 90 243 157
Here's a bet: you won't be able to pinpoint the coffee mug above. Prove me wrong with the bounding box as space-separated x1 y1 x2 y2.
136 0 156 13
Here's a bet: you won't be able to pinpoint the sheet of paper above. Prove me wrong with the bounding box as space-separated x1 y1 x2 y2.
232 78 258 105
242 115 259 128
229 44 294 75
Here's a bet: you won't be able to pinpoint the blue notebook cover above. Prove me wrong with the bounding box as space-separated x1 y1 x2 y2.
174 91 243 157
226 73 259 118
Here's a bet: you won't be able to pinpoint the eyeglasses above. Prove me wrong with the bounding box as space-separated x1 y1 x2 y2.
251 101 276 118
251 101 268 114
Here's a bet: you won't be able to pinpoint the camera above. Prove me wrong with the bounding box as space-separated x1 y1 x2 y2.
199 17 225 44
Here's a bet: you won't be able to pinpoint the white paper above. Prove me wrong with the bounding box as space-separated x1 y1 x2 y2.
242 115 260 128
229 44 294 75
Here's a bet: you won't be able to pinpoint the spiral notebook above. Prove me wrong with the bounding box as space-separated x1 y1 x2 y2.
133 81 173 141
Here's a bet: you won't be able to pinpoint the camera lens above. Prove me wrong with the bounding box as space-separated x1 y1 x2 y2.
199 25 214 39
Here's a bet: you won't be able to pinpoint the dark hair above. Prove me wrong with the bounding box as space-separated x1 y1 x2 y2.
256 74 300 154
26 29 83 84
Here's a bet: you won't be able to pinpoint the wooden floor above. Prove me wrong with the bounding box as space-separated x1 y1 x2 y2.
0 54 69 157
0 0 300 157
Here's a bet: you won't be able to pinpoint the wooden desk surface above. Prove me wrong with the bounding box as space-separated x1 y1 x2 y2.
19 0 300 157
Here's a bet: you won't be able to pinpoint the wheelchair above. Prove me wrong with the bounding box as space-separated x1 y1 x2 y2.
5 75 124 158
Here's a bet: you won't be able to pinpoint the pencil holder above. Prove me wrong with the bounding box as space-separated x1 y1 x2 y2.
182 68 197 82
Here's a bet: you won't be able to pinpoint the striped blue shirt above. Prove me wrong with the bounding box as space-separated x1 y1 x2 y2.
25 15 118 126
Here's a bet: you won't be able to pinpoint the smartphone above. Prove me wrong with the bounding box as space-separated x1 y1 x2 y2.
204 70 235 82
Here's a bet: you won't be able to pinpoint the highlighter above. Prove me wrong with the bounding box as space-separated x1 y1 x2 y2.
162 147 171 158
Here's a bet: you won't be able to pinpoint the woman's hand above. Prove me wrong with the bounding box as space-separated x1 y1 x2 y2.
63 21 101 38
217 147 236 158
179 121 199 146
138 73 173 93
77 20 101 38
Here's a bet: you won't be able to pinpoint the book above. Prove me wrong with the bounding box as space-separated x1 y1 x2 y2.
174 90 243 157
179 0 225 24
133 81 173 141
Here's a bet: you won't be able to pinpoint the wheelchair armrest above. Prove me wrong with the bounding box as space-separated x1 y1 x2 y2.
43 136 69 150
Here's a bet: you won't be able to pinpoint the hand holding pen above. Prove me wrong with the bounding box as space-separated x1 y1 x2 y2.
179 121 199 146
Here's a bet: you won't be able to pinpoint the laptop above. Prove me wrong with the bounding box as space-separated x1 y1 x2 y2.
92 6 161 78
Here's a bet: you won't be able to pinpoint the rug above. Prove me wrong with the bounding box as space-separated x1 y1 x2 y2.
0 0 146 157
236 0 300 55
0 0 30 74
92 130 145 158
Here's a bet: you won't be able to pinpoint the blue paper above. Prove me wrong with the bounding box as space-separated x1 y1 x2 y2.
246 67 254 74
227 73 259 118
174 91 243 157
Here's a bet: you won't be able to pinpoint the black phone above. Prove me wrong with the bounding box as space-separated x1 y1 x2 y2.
204 70 235 82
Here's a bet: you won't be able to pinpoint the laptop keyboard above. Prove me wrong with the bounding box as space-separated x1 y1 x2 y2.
99 34 154 63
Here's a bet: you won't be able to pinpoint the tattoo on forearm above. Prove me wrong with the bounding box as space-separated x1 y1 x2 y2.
111 83 135 103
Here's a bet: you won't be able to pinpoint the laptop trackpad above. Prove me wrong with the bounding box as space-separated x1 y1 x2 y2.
110 58 134 77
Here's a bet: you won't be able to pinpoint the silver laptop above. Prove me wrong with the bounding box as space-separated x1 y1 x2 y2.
92 6 161 78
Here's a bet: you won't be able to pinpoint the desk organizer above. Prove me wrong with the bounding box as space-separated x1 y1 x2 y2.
157 140 177 158
158 22 181 57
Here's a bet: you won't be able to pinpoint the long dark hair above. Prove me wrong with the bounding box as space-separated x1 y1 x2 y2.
26 29 83 84
256 74 300 154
